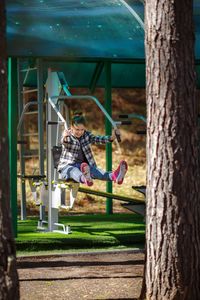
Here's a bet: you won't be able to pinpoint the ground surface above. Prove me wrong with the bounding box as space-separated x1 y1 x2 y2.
17 250 144 300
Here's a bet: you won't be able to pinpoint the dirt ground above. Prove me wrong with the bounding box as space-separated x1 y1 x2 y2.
17 250 144 300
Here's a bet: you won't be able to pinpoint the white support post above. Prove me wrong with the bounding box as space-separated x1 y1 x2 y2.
46 70 63 232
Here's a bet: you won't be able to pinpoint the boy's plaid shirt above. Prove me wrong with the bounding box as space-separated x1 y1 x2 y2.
57 130 112 172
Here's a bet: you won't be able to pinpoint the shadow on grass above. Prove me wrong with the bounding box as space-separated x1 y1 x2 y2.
16 214 145 251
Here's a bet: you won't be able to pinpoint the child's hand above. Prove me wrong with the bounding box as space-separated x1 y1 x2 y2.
63 129 71 138
110 128 121 142
110 133 115 142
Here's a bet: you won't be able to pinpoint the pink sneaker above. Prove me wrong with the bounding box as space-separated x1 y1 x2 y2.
80 163 93 186
112 161 128 185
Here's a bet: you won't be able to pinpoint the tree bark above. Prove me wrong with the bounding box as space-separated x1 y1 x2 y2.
0 1 19 299
145 0 200 299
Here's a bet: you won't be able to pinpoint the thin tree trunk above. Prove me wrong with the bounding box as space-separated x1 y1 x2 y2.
0 1 19 299
144 0 200 299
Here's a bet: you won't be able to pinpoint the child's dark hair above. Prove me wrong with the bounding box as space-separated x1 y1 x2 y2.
72 111 86 126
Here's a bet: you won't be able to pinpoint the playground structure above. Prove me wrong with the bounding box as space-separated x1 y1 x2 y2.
17 66 146 234
5 1 200 236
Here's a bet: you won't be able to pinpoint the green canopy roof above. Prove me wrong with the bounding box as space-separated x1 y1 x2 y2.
5 0 200 87
6 0 200 59
6 0 145 59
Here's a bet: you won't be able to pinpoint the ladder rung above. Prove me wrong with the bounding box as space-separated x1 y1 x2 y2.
17 174 46 179
22 133 38 137
22 89 38 94
20 67 37 72
17 140 28 144
24 111 38 115
22 154 39 158
22 149 43 156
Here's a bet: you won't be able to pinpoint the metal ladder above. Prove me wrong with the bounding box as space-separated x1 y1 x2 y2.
17 58 45 220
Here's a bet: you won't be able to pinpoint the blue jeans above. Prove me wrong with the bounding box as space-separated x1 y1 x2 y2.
60 163 112 182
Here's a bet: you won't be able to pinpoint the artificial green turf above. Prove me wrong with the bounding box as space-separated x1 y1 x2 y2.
16 213 145 252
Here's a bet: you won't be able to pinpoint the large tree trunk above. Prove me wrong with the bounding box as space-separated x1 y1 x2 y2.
0 1 19 299
145 0 200 299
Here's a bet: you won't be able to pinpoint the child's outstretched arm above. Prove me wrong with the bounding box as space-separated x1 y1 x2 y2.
88 128 120 144
109 128 121 142
61 129 71 144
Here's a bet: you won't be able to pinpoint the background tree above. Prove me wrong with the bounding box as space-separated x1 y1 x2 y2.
0 1 19 299
143 0 200 299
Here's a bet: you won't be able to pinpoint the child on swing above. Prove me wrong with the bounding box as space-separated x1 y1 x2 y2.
57 112 128 186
